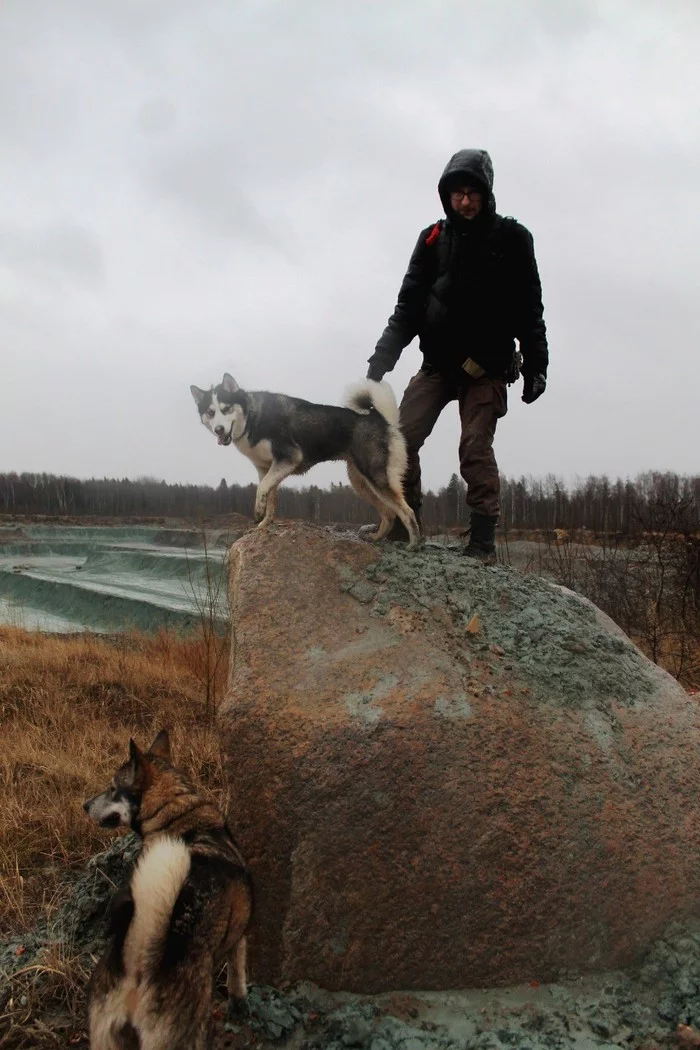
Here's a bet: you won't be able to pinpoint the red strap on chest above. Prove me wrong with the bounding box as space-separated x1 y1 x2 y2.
425 222 442 246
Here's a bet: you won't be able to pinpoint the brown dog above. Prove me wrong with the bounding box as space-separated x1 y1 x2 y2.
83 730 252 1049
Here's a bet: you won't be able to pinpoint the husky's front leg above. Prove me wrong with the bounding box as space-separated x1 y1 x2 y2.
254 459 298 526
255 486 278 528
259 487 277 529
254 468 275 528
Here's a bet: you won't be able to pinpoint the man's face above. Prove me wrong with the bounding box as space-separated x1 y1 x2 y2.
450 185 484 220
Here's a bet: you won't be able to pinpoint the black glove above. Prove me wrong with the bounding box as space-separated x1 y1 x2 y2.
522 372 546 404
366 361 386 382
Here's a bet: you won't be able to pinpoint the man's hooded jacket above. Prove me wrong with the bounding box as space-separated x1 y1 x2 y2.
369 149 549 383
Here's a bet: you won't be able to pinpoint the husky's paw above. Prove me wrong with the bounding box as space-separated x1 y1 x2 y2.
358 523 379 542
226 996 250 1022
254 496 268 523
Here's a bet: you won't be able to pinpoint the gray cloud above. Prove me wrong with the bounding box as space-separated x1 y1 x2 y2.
0 0 698 493
0 221 104 288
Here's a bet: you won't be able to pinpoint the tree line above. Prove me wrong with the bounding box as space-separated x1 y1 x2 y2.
0 470 697 535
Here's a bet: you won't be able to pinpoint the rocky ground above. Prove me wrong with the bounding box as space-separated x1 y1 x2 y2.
3 782 700 1049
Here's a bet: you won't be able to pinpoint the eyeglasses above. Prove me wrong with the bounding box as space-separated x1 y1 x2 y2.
450 188 483 202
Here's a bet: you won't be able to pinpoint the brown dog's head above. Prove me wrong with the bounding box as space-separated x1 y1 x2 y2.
82 729 172 831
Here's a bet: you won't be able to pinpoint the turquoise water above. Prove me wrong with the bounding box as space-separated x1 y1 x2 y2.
0 525 240 634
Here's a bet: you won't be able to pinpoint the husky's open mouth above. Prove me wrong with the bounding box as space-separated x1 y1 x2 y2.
217 433 232 446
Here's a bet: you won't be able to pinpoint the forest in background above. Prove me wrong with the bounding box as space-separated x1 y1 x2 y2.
1 469 698 535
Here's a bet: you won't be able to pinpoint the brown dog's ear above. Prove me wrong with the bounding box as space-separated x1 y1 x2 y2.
129 738 143 767
147 729 171 763
123 738 147 786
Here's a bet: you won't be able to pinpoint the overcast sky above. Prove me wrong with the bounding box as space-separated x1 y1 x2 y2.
1 0 698 495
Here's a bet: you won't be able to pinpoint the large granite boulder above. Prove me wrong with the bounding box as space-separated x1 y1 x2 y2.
222 523 700 993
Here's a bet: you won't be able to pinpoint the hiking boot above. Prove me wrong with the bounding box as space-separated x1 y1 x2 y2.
463 512 498 565
359 506 422 543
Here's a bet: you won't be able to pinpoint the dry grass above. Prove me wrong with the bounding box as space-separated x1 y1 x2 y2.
1 941 93 1049
507 533 700 692
0 625 231 1047
0 625 230 933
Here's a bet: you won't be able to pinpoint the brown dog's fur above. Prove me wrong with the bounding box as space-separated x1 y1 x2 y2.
83 730 252 1049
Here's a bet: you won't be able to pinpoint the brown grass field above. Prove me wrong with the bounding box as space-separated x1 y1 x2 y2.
0 626 231 1048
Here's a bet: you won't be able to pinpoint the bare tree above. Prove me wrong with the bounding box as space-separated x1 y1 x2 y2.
183 524 231 722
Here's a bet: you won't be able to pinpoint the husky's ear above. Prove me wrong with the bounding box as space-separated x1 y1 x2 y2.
147 729 171 763
190 384 207 404
222 373 239 393
125 738 146 783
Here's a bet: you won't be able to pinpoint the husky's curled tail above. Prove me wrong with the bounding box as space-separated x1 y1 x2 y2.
89 838 194 1050
344 379 418 546
125 838 191 979
345 378 400 425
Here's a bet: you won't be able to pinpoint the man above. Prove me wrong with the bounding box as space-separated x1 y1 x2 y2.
366 148 548 562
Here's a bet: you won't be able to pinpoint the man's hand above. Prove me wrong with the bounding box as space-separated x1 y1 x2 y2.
367 362 386 382
522 373 546 404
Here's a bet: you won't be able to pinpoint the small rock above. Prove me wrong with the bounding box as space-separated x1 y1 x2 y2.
339 1016 373 1046
658 998 680 1021
564 640 589 654
348 581 377 604
676 974 699 998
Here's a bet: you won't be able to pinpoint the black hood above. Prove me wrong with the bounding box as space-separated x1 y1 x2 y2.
437 149 496 226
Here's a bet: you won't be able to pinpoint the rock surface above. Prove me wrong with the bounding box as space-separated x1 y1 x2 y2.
223 523 700 994
6 836 700 1048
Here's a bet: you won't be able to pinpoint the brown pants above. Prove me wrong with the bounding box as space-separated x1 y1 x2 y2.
398 369 508 518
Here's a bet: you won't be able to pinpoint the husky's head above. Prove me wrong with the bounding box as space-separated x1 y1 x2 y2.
190 373 248 446
82 730 172 831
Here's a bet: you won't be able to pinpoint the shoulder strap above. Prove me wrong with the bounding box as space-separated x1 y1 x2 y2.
423 219 455 286
425 220 443 247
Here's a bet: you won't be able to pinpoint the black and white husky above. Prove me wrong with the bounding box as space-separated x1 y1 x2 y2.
190 373 421 547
